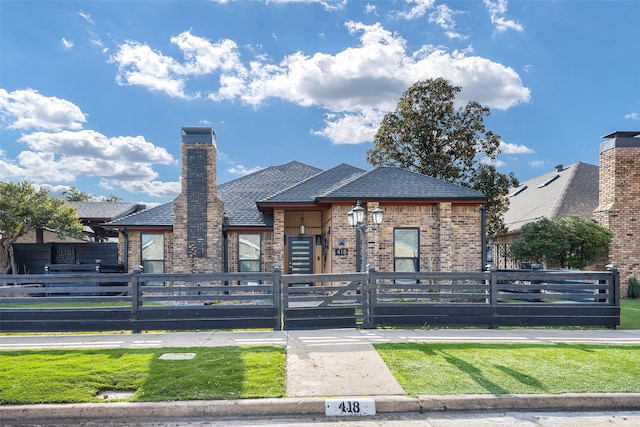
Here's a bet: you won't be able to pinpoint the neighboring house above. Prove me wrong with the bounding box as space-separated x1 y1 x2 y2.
15 202 146 244
106 126 488 277
488 161 600 269
12 202 146 274
489 131 640 293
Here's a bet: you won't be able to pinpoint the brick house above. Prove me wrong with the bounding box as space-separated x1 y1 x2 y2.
107 126 488 276
489 130 640 292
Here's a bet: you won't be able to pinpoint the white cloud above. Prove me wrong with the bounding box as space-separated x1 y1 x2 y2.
227 165 263 176
110 31 246 99
61 38 74 49
264 0 346 12
500 141 534 155
77 11 95 25
483 0 523 32
110 40 192 98
312 109 386 144
481 156 506 168
0 88 87 131
429 4 467 40
18 130 175 164
529 160 547 168
109 22 530 145
397 0 436 20
625 112 639 120
108 179 181 198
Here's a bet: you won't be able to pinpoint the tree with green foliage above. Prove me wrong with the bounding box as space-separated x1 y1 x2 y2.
0 181 84 274
62 186 93 202
367 78 518 235
103 193 123 203
509 216 613 270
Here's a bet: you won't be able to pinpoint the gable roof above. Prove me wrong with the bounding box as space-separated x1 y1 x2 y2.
105 202 174 227
106 162 488 229
259 163 366 204
503 162 599 233
318 167 487 201
67 202 146 221
219 161 323 227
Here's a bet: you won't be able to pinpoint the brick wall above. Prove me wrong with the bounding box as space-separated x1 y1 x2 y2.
330 202 483 273
172 137 224 273
595 136 640 294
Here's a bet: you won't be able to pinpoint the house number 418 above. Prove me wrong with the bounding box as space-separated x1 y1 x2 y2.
325 398 376 416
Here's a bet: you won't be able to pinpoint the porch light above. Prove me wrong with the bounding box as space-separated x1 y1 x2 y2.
299 217 306 235
346 200 384 272
371 206 384 225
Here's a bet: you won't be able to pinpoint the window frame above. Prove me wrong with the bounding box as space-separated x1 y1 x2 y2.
393 227 420 273
238 233 262 286
141 233 165 285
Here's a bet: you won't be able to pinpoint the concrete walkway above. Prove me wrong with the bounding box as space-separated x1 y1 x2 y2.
2 329 640 423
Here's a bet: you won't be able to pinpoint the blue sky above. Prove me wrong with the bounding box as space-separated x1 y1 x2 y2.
1 0 639 204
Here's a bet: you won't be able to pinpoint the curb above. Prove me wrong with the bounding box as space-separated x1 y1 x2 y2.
2 394 640 422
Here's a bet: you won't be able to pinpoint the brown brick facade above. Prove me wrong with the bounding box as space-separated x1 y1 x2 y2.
595 135 640 293
172 130 224 273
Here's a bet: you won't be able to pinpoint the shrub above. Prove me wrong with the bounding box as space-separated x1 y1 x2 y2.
628 277 640 299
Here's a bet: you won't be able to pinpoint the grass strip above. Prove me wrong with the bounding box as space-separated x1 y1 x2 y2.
375 342 640 396
0 346 285 404
621 298 640 329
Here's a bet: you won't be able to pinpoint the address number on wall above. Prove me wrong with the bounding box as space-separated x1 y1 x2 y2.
325 398 376 416
334 248 349 256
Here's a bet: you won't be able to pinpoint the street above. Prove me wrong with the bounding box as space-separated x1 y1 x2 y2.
6 411 640 427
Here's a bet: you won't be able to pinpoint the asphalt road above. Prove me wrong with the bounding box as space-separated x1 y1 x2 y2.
6 411 640 426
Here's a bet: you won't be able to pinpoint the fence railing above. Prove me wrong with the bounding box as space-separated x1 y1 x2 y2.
0 267 620 332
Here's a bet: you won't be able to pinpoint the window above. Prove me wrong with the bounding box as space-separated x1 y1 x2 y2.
394 228 419 273
238 234 261 272
141 234 164 285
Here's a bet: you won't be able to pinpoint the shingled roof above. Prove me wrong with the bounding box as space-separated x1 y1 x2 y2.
105 202 173 227
106 161 488 229
503 162 599 233
67 202 146 221
219 161 323 227
318 167 487 201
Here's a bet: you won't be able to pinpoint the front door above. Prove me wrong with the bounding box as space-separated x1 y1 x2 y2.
288 236 314 275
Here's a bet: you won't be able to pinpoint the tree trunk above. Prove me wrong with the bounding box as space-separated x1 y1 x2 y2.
0 241 15 274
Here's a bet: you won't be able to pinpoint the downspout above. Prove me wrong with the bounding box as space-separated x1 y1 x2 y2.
222 213 229 273
481 205 487 271
120 227 129 272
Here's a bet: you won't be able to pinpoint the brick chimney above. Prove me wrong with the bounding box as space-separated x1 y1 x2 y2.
594 131 640 290
172 127 224 273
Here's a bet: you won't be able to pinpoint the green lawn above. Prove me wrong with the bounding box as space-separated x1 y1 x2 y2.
0 346 285 404
621 298 640 329
375 342 640 396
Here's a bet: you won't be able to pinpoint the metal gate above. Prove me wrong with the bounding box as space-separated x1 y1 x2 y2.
281 272 368 329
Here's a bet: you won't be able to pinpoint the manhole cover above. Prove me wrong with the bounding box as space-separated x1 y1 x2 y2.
159 352 196 360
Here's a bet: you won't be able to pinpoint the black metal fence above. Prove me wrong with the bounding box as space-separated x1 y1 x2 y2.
0 267 620 332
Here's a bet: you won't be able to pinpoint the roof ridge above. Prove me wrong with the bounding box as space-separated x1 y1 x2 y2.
260 166 329 201
548 162 583 218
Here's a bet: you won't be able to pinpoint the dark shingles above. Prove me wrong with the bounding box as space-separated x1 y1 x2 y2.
219 161 322 227
106 202 173 227
320 167 487 201
260 164 366 203
107 163 488 229
67 202 145 221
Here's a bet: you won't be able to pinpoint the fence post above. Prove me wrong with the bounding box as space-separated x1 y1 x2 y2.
131 266 142 333
489 269 498 328
363 266 376 329
272 263 283 330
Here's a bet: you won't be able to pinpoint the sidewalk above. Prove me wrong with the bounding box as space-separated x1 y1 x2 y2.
2 329 640 422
